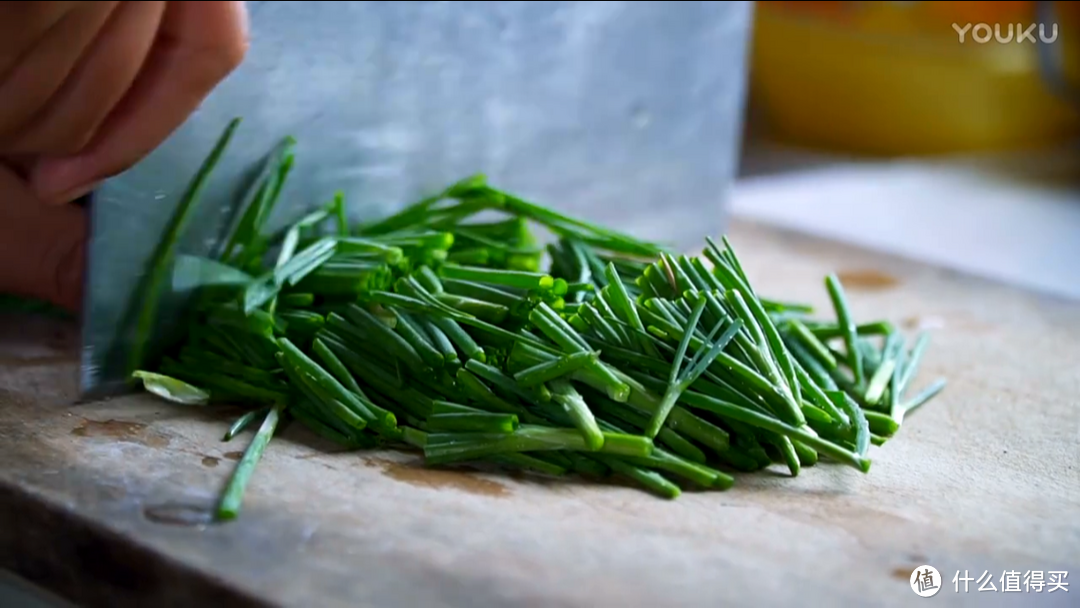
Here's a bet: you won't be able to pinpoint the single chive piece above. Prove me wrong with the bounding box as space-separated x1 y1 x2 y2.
529 302 590 351
888 333 907 419
894 332 931 402
343 304 426 373
311 338 365 396
415 266 444 294
290 404 369 449
668 296 707 388
363 292 441 322
436 293 509 324
680 390 870 473
394 276 470 319
660 253 695 294
775 435 801 477
217 402 284 521
590 399 707 464
440 264 554 291
787 319 838 369
592 455 681 499
853 339 881 384
647 299 741 439
528 303 629 402
177 348 282 389
761 299 814 314
322 341 433 418
394 311 446 370
864 410 900 437
280 293 315 307
582 378 732 455
440 278 522 308
604 263 658 357
400 427 428 449
244 239 337 313
223 407 270 441
791 440 818 467
490 453 568 476
131 371 210 405
126 118 241 376
266 212 328 314
895 378 946 425
513 351 598 388
725 288 804 425
430 317 485 362
430 400 484 415
801 403 833 424
220 135 295 262
549 378 605 451
278 337 397 432
805 320 894 340
864 358 897 406
423 426 652 465
426 412 519 434
578 305 624 347
157 361 288 404
417 318 459 365
275 354 355 431
274 352 370 431
624 449 733 489
827 390 870 458
495 190 666 258
336 236 403 264
825 273 865 388
720 236 753 293
787 350 849 426
737 285 803 409
454 368 526 415
463 359 548 406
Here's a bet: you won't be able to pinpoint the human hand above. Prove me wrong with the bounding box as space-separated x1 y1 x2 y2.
0 1 249 312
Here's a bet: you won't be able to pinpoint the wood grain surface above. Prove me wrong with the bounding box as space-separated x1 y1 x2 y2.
1 220 1077 607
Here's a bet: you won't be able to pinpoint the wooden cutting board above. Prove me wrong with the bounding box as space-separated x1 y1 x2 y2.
1 220 1077 608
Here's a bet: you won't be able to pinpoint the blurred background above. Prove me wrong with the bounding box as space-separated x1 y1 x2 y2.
0 1 1077 606
733 0 1079 300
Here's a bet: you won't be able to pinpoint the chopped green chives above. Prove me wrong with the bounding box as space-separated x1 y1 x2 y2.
217 403 284 521
133 123 946 517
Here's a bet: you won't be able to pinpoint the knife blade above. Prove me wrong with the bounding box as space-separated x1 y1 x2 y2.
79 0 753 397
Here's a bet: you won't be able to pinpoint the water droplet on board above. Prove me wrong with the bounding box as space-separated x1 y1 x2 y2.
366 458 510 498
836 269 900 291
71 419 170 448
143 503 216 527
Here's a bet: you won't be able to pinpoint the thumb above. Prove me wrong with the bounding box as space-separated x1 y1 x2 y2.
0 165 86 312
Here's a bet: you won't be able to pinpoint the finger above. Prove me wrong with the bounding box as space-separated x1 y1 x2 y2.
29 1 250 205
0 2 84 76
0 165 86 312
0 2 119 145
3 1 167 157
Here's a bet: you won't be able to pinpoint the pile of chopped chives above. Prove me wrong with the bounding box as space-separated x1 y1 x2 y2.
130 119 946 520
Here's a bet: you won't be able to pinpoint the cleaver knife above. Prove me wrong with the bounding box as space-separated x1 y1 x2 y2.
79 0 754 397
